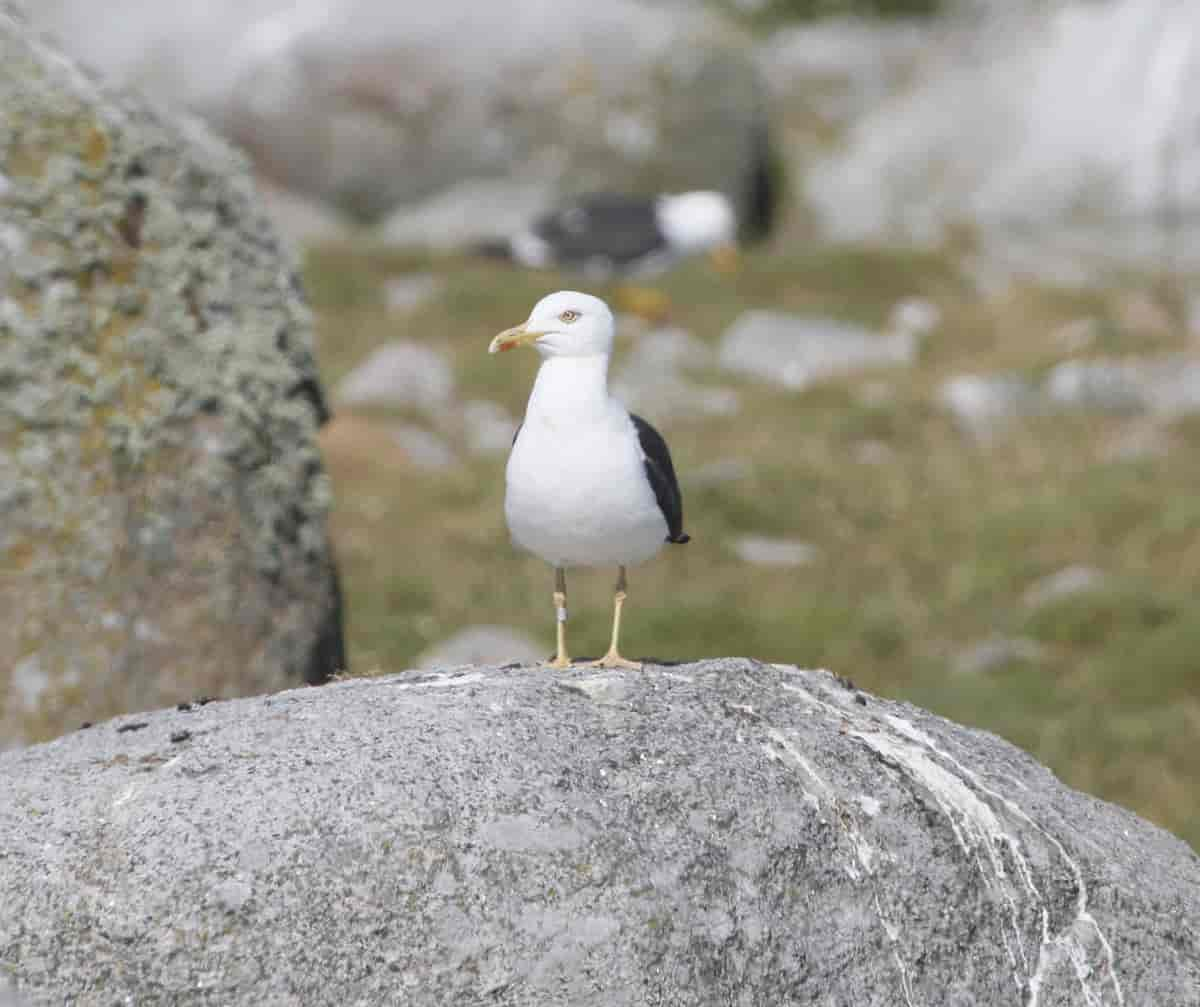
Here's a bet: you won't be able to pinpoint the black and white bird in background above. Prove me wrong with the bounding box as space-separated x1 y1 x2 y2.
489 290 689 669
479 190 741 280
476 129 779 319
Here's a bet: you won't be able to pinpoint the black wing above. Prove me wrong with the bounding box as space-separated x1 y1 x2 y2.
531 194 668 268
631 414 689 544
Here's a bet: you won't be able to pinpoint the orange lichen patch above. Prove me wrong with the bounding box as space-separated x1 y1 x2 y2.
319 413 413 480
83 127 110 169
109 256 139 287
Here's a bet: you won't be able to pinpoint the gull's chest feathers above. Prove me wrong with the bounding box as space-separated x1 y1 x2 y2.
504 409 667 568
508 411 644 505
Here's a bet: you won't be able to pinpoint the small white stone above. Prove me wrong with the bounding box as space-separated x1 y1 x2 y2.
388 425 457 470
732 536 818 568
954 637 1044 675
382 273 444 314
462 400 517 456
1022 566 1107 610
889 297 941 337
719 311 917 391
336 341 454 412
938 373 1038 438
12 655 48 712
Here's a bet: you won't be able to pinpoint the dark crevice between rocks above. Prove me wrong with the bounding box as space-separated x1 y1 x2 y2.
304 553 347 685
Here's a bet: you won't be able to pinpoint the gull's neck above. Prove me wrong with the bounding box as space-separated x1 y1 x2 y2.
526 353 612 426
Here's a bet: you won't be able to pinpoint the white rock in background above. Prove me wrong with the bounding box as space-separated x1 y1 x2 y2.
462 400 518 457
30 0 769 225
1045 356 1200 416
954 637 1045 675
335 341 454 412
382 273 444 315
938 374 1039 438
719 311 918 391
416 625 546 670
889 296 942 338
623 327 714 372
379 180 551 251
732 536 818 568
807 0 1200 275
755 17 933 126
1023 566 1107 610
254 176 356 250
612 326 739 421
388 425 457 471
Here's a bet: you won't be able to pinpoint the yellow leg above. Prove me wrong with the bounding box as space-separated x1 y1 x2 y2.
587 566 642 670
548 567 571 669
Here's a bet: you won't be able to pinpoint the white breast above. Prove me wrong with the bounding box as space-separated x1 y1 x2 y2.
505 410 668 569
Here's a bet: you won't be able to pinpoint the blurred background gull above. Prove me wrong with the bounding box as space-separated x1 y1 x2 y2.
26 0 1200 849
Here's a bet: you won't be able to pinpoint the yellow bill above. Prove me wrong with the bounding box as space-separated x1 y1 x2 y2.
488 325 547 354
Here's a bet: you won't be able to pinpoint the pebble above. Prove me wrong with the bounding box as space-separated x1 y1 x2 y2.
719 311 918 391
462 400 517 456
382 273 444 314
732 536 819 568
335 341 454 412
1022 566 1107 610
388 425 457 471
954 637 1045 675
938 373 1039 438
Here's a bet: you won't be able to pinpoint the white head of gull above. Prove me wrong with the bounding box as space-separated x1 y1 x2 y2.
489 291 689 669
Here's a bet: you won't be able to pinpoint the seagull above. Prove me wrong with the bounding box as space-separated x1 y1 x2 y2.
489 290 690 669
479 190 740 279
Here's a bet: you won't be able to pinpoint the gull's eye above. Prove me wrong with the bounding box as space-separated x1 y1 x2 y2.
559 310 580 323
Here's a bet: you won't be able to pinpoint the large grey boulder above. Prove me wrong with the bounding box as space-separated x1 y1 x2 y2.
0 6 343 746
30 0 769 228
1 659 1196 1005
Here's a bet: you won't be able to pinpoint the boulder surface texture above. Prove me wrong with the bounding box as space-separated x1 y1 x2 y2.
1 659 1197 1005
0 4 344 746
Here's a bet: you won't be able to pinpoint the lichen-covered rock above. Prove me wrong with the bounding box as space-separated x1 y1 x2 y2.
1 660 1197 1005
0 5 344 746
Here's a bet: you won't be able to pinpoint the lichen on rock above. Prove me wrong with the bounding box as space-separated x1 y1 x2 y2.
0 4 344 745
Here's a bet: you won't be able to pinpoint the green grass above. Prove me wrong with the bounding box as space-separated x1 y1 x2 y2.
306 241 1200 851
718 0 942 29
